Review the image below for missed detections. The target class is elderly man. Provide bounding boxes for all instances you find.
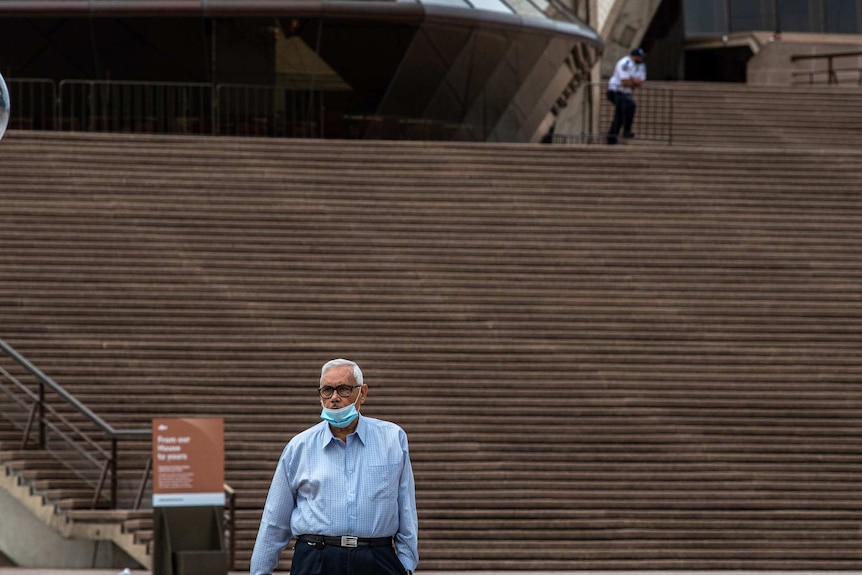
[250,358,418,575]
[607,47,647,145]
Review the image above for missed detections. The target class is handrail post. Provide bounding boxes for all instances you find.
[38,379,46,448]
[87,81,95,131]
[111,436,119,508]
[93,460,110,509]
[668,87,674,146]
[54,79,60,131]
[134,456,152,510]
[22,402,38,449]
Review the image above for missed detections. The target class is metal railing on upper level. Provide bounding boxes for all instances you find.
[0,338,235,568]
[6,78,56,130]
[791,49,862,85]
[7,77,512,141]
[58,80,214,134]
[553,82,674,146]
[6,77,329,139]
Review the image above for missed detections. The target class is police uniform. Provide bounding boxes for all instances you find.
[607,48,647,144]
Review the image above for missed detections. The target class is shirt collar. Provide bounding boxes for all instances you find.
[320,416,367,449]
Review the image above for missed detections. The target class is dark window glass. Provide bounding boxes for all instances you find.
[684,0,728,34]
[729,0,765,32]
[825,0,858,33]
[777,0,811,31]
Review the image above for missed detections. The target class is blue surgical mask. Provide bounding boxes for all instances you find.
[320,386,362,428]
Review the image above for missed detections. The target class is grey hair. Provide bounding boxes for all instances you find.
[320,358,364,386]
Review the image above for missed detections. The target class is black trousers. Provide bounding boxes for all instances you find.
[606,89,637,144]
[291,539,407,575]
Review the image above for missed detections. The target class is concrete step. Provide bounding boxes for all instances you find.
[2,131,862,571]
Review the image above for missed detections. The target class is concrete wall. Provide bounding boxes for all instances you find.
[747,32,862,84]
[598,0,662,77]
[0,472,141,570]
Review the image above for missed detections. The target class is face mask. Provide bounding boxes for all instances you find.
[320,386,362,428]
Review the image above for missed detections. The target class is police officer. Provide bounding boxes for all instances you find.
[607,48,647,145]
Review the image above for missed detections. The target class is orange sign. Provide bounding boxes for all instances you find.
[152,418,224,507]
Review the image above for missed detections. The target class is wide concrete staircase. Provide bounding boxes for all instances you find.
[1,131,862,571]
[666,81,862,148]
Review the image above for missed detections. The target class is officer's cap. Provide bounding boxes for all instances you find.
[630,48,646,58]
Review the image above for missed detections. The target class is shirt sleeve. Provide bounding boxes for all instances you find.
[395,430,420,572]
[250,447,296,575]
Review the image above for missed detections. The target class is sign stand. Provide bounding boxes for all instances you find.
[152,418,227,575]
[153,506,228,575]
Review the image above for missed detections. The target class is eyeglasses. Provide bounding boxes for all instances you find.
[318,384,361,399]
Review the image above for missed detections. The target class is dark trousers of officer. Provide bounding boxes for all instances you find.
[606,89,636,144]
[291,538,407,575]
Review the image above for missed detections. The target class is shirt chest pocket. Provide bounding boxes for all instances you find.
[366,463,400,501]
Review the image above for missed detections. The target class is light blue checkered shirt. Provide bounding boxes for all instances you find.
[250,416,419,574]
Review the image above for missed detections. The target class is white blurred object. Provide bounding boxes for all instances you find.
[0,71,8,140]
[117,569,132,575]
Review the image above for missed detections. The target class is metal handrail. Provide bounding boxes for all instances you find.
[58,79,214,134]
[6,77,529,140]
[791,49,862,85]
[0,338,236,569]
[553,81,673,145]
[0,338,150,508]
[5,77,57,130]
[215,83,325,138]
[1,339,122,435]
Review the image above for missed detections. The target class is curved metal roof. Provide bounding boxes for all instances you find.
[0,0,602,46]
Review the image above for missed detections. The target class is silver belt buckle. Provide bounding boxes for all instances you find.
[341,536,358,548]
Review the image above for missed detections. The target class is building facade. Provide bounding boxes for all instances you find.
[0,0,603,142]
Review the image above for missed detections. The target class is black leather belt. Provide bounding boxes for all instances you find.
[298,534,393,548]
